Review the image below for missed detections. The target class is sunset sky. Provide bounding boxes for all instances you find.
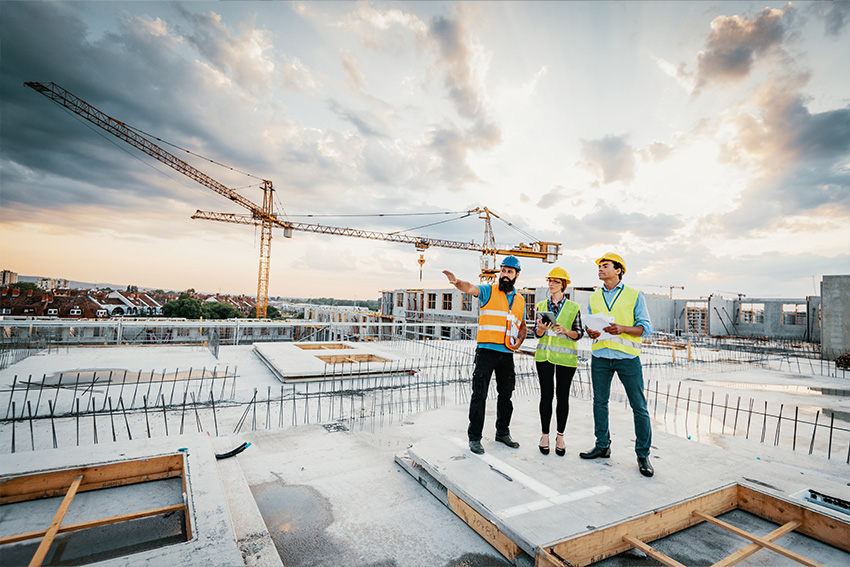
[1,1,848,301]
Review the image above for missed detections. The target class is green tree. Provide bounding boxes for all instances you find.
[201,301,241,319]
[248,305,281,319]
[126,285,139,293]
[6,282,39,292]
[162,295,202,319]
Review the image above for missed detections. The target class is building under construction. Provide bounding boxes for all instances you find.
[0,275,848,567]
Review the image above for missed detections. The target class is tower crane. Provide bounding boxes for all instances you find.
[25,82,560,317]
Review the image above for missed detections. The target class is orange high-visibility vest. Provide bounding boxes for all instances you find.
[477,285,525,351]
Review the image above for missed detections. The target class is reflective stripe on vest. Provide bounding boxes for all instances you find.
[588,286,642,356]
[534,299,579,367]
[477,285,525,350]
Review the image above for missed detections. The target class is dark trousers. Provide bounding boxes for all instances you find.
[536,361,576,434]
[468,348,516,441]
[590,356,652,458]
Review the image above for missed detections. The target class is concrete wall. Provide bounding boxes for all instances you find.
[728,297,810,340]
[708,296,736,337]
[821,275,850,360]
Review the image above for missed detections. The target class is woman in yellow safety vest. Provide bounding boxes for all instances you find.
[534,267,583,456]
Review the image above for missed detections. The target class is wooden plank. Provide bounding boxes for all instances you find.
[547,484,738,567]
[1,503,186,545]
[1,454,184,504]
[28,475,83,567]
[535,545,568,567]
[737,484,850,552]
[622,534,687,567]
[447,489,522,560]
[712,520,801,567]
[693,511,823,567]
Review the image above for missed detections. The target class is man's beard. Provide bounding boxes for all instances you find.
[498,276,516,292]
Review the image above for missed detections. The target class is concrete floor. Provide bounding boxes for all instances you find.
[1,341,848,567]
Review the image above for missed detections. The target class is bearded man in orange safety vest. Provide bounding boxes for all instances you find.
[443,256,528,454]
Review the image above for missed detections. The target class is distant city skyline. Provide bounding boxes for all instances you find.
[1,2,848,300]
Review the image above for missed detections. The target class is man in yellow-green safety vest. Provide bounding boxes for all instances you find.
[580,252,656,478]
[443,256,528,455]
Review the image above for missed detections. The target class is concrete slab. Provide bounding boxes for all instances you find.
[0,434,244,567]
[253,341,420,382]
[397,401,850,564]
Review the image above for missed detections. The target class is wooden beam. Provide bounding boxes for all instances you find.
[447,490,522,561]
[693,511,823,567]
[547,484,739,567]
[737,484,850,552]
[28,475,83,567]
[1,503,186,545]
[1,454,184,504]
[712,520,801,567]
[622,534,687,567]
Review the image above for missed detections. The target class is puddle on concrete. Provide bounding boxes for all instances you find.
[686,379,850,397]
[444,552,511,566]
[250,482,335,566]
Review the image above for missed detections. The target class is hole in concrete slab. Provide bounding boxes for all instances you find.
[250,482,334,566]
[295,343,352,350]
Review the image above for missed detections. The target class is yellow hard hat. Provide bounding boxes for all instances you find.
[595,252,626,274]
[547,267,571,285]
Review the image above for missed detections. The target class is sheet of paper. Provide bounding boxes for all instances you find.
[584,313,615,339]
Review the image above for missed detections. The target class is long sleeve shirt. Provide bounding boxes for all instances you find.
[587,281,653,359]
[534,296,584,339]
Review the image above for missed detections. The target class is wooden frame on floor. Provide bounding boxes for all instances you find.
[536,483,849,567]
[0,453,190,567]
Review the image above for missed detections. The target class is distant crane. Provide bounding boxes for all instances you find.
[25,82,560,317]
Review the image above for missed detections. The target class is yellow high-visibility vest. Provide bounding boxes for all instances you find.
[534,299,579,367]
[477,285,526,351]
[589,285,642,356]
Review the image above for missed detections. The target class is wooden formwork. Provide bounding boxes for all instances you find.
[0,453,190,567]
[536,483,849,567]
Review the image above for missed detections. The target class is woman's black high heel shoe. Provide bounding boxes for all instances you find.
[555,433,566,456]
[539,435,550,455]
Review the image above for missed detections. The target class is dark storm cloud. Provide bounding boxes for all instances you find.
[580,135,636,185]
[692,4,795,90]
[553,202,683,249]
[0,2,264,215]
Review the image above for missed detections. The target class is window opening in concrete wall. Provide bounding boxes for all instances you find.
[686,301,708,334]
[740,303,765,324]
[315,353,390,365]
[0,454,190,567]
[442,293,452,311]
[441,326,451,339]
[462,293,473,311]
[783,303,807,326]
[427,293,436,310]
[296,343,352,350]
[425,325,435,338]
[521,292,534,320]
[396,293,404,307]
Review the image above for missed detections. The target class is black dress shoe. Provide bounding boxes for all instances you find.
[495,434,520,448]
[579,446,611,459]
[638,456,654,477]
[469,440,484,454]
[539,444,550,455]
[555,433,565,456]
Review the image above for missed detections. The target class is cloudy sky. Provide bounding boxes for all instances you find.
[1,1,848,301]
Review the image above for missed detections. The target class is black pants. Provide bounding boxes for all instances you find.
[536,361,576,434]
[468,348,516,442]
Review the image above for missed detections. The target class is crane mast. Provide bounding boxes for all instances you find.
[25,81,562,316]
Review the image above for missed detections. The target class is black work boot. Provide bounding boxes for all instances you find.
[494,434,520,448]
